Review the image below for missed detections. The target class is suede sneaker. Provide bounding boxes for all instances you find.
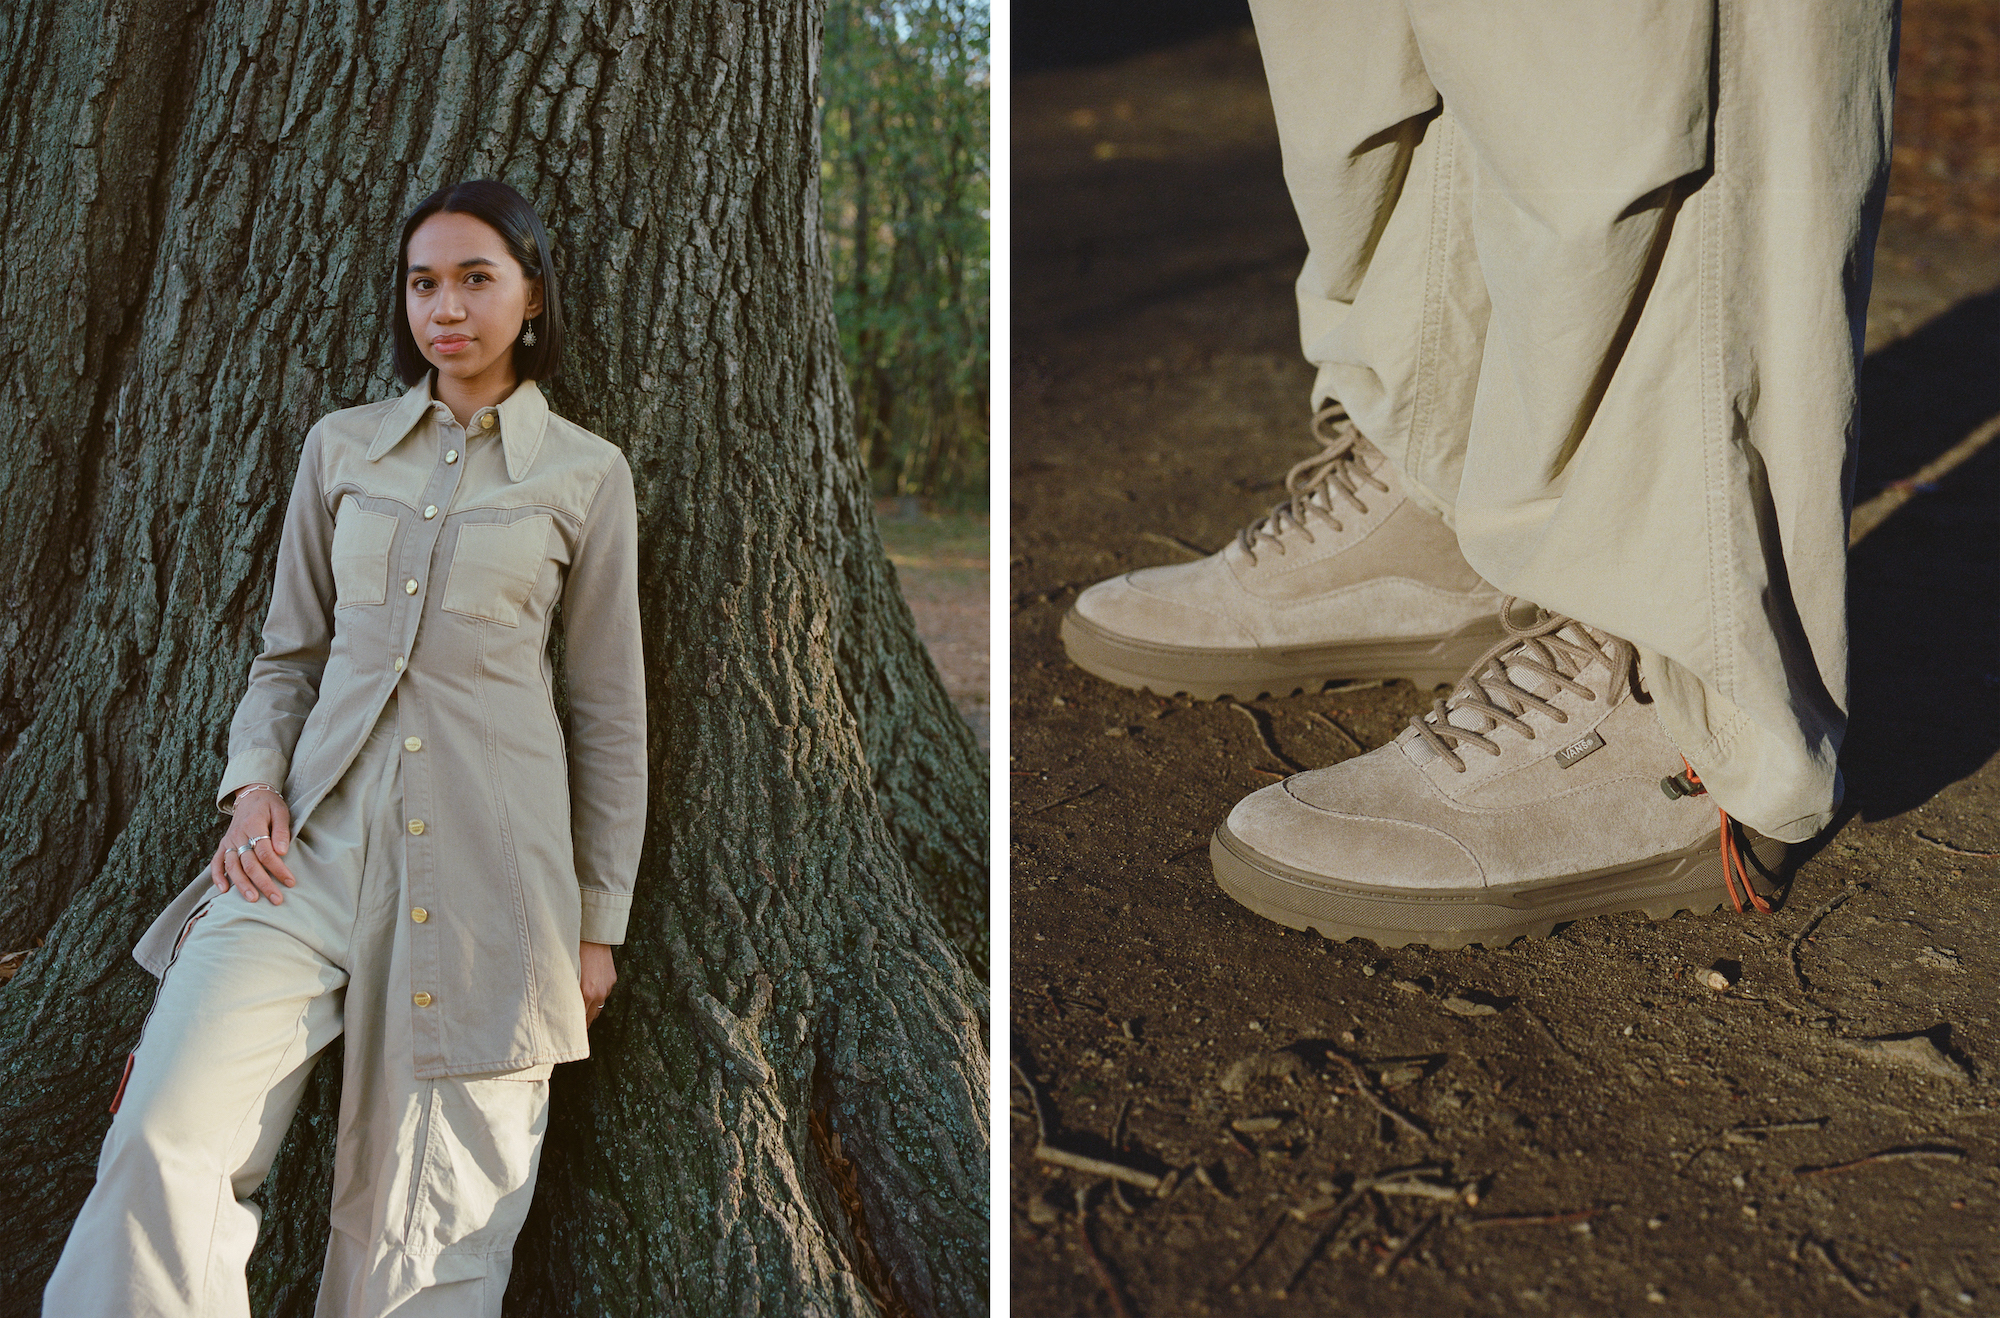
[1210,605,1782,948]
[1061,405,1506,699]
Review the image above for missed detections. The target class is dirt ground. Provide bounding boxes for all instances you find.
[1009,29,2000,1318]
[880,504,991,752]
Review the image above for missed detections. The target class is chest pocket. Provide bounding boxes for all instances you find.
[442,516,554,627]
[331,503,400,608]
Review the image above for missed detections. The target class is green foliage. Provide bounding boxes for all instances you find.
[821,0,990,506]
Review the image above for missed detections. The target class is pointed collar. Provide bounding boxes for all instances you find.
[366,376,551,482]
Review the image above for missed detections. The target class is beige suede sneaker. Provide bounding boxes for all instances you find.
[1210,606,1782,948]
[1061,405,1506,699]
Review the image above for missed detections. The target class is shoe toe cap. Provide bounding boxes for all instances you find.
[1223,761,1482,891]
[1071,562,1257,648]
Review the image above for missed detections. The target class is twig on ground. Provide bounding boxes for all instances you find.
[1076,1188,1135,1318]
[1788,885,1859,993]
[1023,782,1105,816]
[1914,831,2000,859]
[1277,1190,1367,1297]
[1290,1167,1470,1219]
[1373,1180,1466,1202]
[1849,409,2000,546]
[1464,1209,1596,1229]
[1011,1059,1052,1145]
[1725,1118,1828,1144]
[1222,1211,1292,1288]
[1033,1145,1164,1191]
[1228,702,1305,774]
[1325,1050,1433,1142]
[1800,1235,1873,1302]
[1791,1146,1964,1179]
[1373,1212,1441,1276]
[1193,1164,1233,1200]
[1160,841,1209,865]
[1111,1097,1132,1151]
[1306,710,1367,756]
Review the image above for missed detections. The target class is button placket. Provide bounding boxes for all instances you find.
[397,411,467,1064]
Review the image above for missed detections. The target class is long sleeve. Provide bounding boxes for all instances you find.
[217,423,336,809]
[560,452,647,944]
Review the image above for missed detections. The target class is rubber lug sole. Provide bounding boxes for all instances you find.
[1210,820,1786,950]
[1060,607,1506,700]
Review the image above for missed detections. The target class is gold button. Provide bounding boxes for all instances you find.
[412,992,432,1007]
[411,907,429,923]
[423,505,438,519]
[481,413,496,429]
[403,736,422,752]
[393,656,406,672]
[407,819,425,835]
[404,579,419,595]
[445,449,459,464]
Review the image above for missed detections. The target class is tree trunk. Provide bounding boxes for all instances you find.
[0,2,988,1315]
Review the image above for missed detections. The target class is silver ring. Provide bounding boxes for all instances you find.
[248,836,271,847]
[235,843,255,856]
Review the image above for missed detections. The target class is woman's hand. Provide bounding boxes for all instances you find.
[211,787,297,904]
[580,941,617,1026]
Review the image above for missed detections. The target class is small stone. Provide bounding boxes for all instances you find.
[1699,965,1736,991]
[1376,1064,1424,1089]
[1646,1286,1667,1304]
[1051,696,1068,708]
[1646,1216,1665,1230]
[1833,1033,1970,1083]
[1104,726,1127,737]
[1731,1173,1746,1190]
[1442,995,1499,1017]
[1246,1020,1264,1032]
[1392,978,1427,994]
[1360,964,1377,977]
[1027,1189,1064,1225]
[1219,1050,1306,1094]
[1917,946,1962,971]
[1231,1114,1287,1134]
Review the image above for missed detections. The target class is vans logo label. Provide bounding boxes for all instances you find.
[1555,731,1605,769]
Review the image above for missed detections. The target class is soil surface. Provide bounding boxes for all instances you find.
[880,503,991,752]
[1009,28,2000,1318]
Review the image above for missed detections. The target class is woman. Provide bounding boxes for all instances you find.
[44,180,646,1316]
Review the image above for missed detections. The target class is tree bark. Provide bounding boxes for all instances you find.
[0,3,988,1315]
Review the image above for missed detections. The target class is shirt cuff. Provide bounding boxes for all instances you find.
[217,748,291,814]
[579,887,632,945]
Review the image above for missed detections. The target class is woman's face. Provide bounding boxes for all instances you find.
[404,210,544,390]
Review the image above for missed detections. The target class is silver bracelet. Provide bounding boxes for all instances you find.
[222,783,284,816]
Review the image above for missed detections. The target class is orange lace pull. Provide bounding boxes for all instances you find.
[1681,760,1771,915]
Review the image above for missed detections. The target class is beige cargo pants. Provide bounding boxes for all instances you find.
[1249,0,1898,841]
[44,702,551,1317]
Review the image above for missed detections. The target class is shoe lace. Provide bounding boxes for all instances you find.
[1236,403,1390,564]
[1671,760,1774,915]
[1407,601,1610,773]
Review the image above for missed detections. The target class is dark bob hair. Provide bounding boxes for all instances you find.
[392,180,565,387]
